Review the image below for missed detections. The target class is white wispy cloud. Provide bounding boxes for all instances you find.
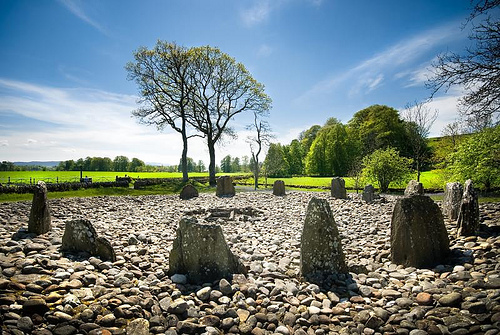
[241,0,273,26]
[0,79,255,164]
[257,44,273,58]
[57,0,110,36]
[297,20,464,102]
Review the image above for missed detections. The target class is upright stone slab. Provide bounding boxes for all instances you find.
[300,197,348,280]
[61,219,116,262]
[362,184,377,203]
[180,184,199,200]
[216,176,235,197]
[404,180,424,196]
[331,177,347,199]
[168,218,247,282]
[443,182,463,220]
[391,195,450,268]
[456,179,480,236]
[28,181,51,235]
[273,180,286,196]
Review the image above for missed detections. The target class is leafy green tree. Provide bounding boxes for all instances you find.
[188,46,272,186]
[362,147,413,192]
[231,157,241,172]
[241,156,250,172]
[197,160,206,172]
[448,125,500,191]
[113,156,130,172]
[299,125,321,159]
[287,139,304,175]
[264,143,290,178]
[129,158,145,172]
[348,104,409,156]
[305,119,359,176]
[221,155,232,173]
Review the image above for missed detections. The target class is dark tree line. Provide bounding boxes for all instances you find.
[55,156,146,172]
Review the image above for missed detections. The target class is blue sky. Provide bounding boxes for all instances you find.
[0,0,474,165]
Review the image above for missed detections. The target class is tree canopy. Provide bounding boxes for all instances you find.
[362,147,413,192]
[448,124,500,191]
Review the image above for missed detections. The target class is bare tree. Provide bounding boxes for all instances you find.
[247,111,274,189]
[126,41,197,182]
[188,46,272,186]
[402,100,438,181]
[441,120,464,149]
[427,0,499,127]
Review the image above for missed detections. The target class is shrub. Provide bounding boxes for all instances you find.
[362,147,413,192]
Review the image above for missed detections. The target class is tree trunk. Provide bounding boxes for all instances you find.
[416,159,420,182]
[181,125,189,183]
[253,157,259,190]
[208,140,216,186]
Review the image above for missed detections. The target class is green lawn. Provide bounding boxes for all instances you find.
[0,171,249,184]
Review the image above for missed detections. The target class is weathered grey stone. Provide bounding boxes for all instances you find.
[273,180,286,196]
[404,180,424,196]
[391,195,450,268]
[457,179,480,236]
[28,181,51,235]
[126,318,149,335]
[331,177,347,199]
[180,184,199,200]
[362,184,378,203]
[216,176,235,197]
[300,197,348,280]
[443,182,463,220]
[61,219,116,262]
[168,217,247,282]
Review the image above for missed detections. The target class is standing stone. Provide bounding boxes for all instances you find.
[273,180,286,196]
[216,176,235,197]
[331,177,347,199]
[300,197,348,281]
[443,182,463,220]
[28,181,51,235]
[391,195,450,268]
[168,217,247,282]
[456,179,480,236]
[404,180,424,196]
[62,219,116,262]
[362,184,378,203]
[180,184,199,200]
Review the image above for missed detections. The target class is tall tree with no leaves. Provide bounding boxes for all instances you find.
[247,110,273,189]
[126,41,195,182]
[402,100,438,181]
[427,0,500,128]
[188,46,272,186]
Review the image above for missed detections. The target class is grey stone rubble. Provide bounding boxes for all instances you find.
[28,181,51,235]
[403,180,424,196]
[216,176,236,198]
[442,182,463,221]
[273,180,286,196]
[0,192,499,335]
[330,178,347,199]
[457,179,480,237]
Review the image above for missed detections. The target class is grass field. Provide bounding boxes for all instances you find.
[1,169,498,203]
[0,171,247,184]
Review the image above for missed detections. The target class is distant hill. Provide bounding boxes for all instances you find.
[14,161,60,167]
